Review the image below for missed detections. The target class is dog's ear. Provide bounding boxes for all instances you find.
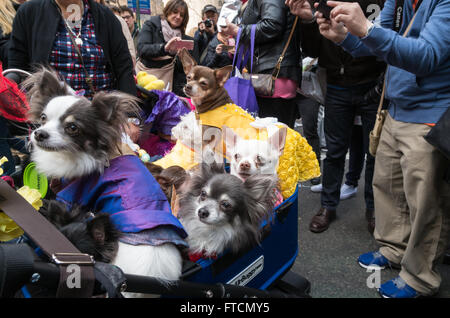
[87,213,120,245]
[87,213,120,262]
[23,67,70,121]
[179,48,197,75]
[243,174,279,224]
[214,65,233,87]
[91,91,141,126]
[145,162,164,176]
[222,125,240,158]
[269,126,287,155]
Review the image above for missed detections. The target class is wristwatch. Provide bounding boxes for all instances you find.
[361,22,375,39]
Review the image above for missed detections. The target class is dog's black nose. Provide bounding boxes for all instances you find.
[34,130,49,142]
[198,208,209,219]
[185,84,192,92]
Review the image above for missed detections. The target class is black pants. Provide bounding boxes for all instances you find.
[295,94,321,166]
[345,124,365,187]
[321,83,377,212]
[257,96,298,129]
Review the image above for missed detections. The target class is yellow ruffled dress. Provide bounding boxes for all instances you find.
[154,104,321,198]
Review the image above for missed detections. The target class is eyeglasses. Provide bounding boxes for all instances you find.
[122,15,132,20]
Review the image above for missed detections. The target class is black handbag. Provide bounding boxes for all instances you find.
[240,17,299,97]
[424,107,450,160]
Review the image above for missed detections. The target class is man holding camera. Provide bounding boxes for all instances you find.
[289,0,450,298]
[287,0,385,235]
[194,5,219,59]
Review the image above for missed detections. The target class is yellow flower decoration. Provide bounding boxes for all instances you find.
[0,186,43,242]
[276,128,321,198]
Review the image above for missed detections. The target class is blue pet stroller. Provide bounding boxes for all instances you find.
[0,178,309,298]
[0,81,310,298]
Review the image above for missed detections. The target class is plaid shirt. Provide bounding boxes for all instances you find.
[49,0,113,98]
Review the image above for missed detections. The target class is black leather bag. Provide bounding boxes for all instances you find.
[424,107,450,160]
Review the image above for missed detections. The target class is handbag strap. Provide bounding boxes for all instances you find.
[0,179,95,297]
[59,14,96,95]
[272,16,299,79]
[376,10,419,115]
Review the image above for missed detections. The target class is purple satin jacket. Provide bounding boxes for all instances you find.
[56,155,187,246]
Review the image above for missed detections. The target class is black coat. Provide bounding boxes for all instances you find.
[300,0,386,86]
[0,29,10,68]
[8,0,136,95]
[239,0,301,84]
[137,16,199,97]
[200,35,233,69]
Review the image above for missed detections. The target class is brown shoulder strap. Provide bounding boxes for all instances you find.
[0,179,95,297]
[272,16,299,79]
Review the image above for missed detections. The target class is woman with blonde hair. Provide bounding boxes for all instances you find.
[0,0,20,68]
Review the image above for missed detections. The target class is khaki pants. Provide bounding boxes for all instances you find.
[373,113,450,295]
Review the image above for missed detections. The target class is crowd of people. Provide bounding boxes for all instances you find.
[0,0,449,299]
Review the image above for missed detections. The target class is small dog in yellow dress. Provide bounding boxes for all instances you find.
[154,49,321,200]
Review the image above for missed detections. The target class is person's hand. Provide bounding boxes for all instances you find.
[125,119,141,144]
[220,19,239,37]
[165,37,181,55]
[314,4,348,43]
[327,1,373,38]
[285,0,314,20]
[216,44,224,54]
[198,21,206,33]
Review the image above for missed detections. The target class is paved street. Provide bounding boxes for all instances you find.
[291,163,450,298]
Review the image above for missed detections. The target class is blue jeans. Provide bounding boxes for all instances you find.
[321,84,377,212]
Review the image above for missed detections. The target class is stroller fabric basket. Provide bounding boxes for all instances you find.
[181,184,299,290]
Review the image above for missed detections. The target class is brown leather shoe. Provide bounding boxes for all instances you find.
[309,207,336,233]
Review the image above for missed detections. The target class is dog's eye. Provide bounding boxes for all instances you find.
[256,155,265,166]
[40,113,47,124]
[187,74,192,81]
[65,123,79,135]
[200,190,207,200]
[220,201,232,210]
[200,81,208,87]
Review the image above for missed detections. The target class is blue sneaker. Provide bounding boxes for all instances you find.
[358,251,398,270]
[378,276,419,298]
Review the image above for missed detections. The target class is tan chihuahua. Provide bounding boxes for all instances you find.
[178,48,235,163]
[179,48,233,114]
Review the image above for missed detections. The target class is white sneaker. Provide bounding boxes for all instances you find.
[310,183,323,193]
[340,183,358,200]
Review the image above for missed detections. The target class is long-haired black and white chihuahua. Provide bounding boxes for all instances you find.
[177,164,278,260]
[24,68,187,297]
[23,68,139,178]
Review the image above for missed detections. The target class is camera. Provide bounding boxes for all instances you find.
[204,19,212,28]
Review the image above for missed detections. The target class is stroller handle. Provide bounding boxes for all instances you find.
[0,244,298,298]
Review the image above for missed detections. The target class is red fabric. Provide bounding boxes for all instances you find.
[188,251,217,263]
[0,63,29,122]
[1,176,15,188]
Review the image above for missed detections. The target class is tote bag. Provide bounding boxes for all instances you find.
[224,27,259,116]
[135,56,175,92]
